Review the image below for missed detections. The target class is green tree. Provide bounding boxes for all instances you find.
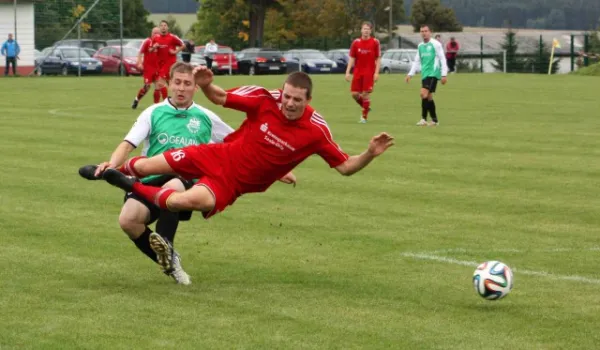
[122,0,154,38]
[165,15,184,38]
[190,0,249,49]
[492,30,527,73]
[410,0,462,32]
[525,38,560,74]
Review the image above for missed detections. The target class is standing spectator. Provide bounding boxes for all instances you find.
[204,39,218,69]
[446,37,460,73]
[1,33,20,76]
[181,40,195,63]
[435,34,442,42]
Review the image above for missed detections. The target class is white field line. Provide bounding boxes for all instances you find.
[401,252,600,285]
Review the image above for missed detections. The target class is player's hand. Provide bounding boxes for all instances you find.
[345,73,351,82]
[94,162,111,177]
[367,133,395,157]
[405,75,411,83]
[193,66,214,88]
[441,76,447,85]
[279,172,297,187]
[137,62,143,70]
[169,49,177,55]
[373,72,379,82]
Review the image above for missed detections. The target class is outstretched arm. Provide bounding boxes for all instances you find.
[194,66,227,105]
[335,133,394,176]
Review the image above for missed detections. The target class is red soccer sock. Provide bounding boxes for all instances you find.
[117,156,147,177]
[136,85,149,100]
[355,96,363,107]
[153,90,161,103]
[132,183,176,210]
[362,99,371,119]
[160,87,168,100]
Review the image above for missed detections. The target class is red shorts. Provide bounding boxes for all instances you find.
[143,68,157,84]
[158,60,176,81]
[162,145,238,219]
[351,74,374,93]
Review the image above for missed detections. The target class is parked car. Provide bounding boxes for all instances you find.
[324,49,350,73]
[236,48,286,75]
[195,45,238,74]
[177,52,207,67]
[283,49,337,74]
[94,46,141,76]
[380,49,417,74]
[37,46,103,76]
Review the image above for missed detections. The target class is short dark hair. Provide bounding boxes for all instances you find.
[160,20,168,25]
[420,24,430,30]
[285,72,313,99]
[362,21,373,29]
[170,61,194,78]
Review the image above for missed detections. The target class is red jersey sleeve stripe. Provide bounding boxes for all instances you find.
[310,112,348,158]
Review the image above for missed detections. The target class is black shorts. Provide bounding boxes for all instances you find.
[422,77,438,93]
[123,175,194,224]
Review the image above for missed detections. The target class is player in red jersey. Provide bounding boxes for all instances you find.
[345,22,381,124]
[152,20,185,100]
[100,68,394,244]
[132,27,161,109]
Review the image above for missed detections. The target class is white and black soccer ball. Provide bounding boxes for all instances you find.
[473,261,513,300]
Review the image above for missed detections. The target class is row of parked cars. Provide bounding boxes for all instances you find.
[34,39,417,76]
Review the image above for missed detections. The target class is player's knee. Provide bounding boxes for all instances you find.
[351,92,360,100]
[118,214,144,238]
[169,191,215,212]
[420,91,429,99]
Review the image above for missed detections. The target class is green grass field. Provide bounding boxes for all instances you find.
[1,73,599,349]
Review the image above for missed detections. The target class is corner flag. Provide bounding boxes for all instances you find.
[548,38,561,75]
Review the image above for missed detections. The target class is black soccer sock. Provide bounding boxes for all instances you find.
[132,227,158,263]
[421,98,429,120]
[428,99,438,122]
[155,210,180,245]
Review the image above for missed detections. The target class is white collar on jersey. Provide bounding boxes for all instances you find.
[166,98,194,111]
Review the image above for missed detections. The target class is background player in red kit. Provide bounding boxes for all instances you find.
[100,69,394,250]
[152,20,185,101]
[132,27,160,109]
[345,22,381,124]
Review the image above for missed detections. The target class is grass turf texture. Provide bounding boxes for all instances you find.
[1,73,599,349]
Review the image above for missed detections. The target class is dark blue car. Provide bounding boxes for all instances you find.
[283,49,338,74]
[37,46,103,76]
[324,49,351,74]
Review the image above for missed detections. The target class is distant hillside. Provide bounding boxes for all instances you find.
[143,0,199,14]
[404,0,600,30]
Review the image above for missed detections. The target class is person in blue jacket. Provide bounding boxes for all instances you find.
[1,33,20,76]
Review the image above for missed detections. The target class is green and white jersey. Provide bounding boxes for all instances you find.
[407,39,448,80]
[124,99,233,182]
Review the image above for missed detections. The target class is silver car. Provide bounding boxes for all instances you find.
[380,49,417,74]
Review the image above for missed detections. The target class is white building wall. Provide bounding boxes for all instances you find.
[0,2,35,69]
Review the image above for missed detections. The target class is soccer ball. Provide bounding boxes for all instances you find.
[472,261,513,300]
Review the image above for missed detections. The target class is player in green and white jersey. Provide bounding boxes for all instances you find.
[406,24,448,126]
[79,62,233,285]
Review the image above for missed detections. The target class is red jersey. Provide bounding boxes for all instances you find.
[349,37,380,75]
[222,86,349,194]
[152,32,183,66]
[139,37,158,71]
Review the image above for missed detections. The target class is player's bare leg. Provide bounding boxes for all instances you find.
[351,91,363,108]
[157,78,168,100]
[417,87,430,126]
[118,178,191,284]
[103,168,216,213]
